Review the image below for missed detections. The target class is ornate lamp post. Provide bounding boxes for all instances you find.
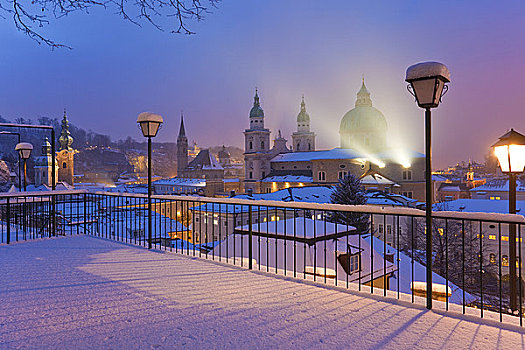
[137,112,163,249]
[492,128,525,312]
[406,61,450,310]
[15,142,33,191]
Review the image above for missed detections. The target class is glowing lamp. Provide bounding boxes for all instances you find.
[406,62,450,109]
[15,142,33,159]
[492,129,525,173]
[137,112,163,138]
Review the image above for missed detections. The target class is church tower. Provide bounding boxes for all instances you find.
[244,89,271,192]
[292,96,316,152]
[34,138,58,187]
[56,110,77,186]
[177,114,188,177]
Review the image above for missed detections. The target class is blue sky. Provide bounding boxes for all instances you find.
[1,0,525,168]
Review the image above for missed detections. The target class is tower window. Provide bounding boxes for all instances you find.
[249,141,253,150]
[249,171,253,179]
[62,162,67,169]
[297,143,300,151]
[261,141,264,149]
[308,143,311,150]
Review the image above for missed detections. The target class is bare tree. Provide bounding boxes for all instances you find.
[1,0,219,48]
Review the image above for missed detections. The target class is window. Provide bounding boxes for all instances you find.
[402,170,412,180]
[489,253,496,265]
[438,228,444,236]
[502,255,509,267]
[318,171,326,181]
[62,162,67,169]
[261,141,265,149]
[502,236,509,241]
[489,235,496,240]
[297,143,300,151]
[308,143,311,150]
[378,224,384,234]
[338,171,347,179]
[338,252,361,274]
[262,171,265,178]
[387,225,392,235]
[402,191,413,199]
[249,171,253,179]
[249,141,253,150]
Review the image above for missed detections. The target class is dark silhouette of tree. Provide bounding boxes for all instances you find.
[329,174,369,234]
[1,0,219,48]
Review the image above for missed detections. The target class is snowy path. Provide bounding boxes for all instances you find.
[1,236,524,349]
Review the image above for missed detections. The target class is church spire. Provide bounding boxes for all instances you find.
[58,109,73,151]
[178,112,186,139]
[355,76,372,107]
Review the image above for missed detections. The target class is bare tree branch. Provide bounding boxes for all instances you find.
[1,0,219,48]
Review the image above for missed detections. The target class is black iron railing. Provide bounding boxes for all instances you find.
[1,190,524,324]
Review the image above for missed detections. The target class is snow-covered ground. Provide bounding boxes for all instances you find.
[1,236,524,349]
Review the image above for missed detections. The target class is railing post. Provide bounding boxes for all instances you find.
[248,205,253,270]
[83,193,87,235]
[6,197,10,244]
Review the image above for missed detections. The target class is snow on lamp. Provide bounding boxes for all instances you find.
[492,129,525,173]
[15,142,33,159]
[405,62,450,109]
[137,112,163,138]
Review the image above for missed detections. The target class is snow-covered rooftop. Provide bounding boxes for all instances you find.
[262,175,313,183]
[154,177,206,187]
[470,178,525,193]
[434,198,525,216]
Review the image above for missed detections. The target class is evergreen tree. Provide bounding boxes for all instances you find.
[330,174,369,234]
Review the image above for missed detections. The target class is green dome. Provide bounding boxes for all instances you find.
[339,106,387,134]
[250,90,264,118]
[297,96,309,123]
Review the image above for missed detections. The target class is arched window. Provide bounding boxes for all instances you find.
[297,143,300,151]
[308,143,311,150]
[261,141,265,149]
[249,141,253,150]
[62,162,67,169]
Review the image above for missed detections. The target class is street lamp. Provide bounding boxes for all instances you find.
[406,61,450,310]
[137,112,163,249]
[0,131,22,190]
[492,128,525,312]
[15,142,33,191]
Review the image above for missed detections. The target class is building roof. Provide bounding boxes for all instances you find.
[271,148,364,162]
[433,198,525,216]
[186,149,223,170]
[360,170,397,186]
[154,177,206,187]
[262,175,313,183]
[470,178,525,193]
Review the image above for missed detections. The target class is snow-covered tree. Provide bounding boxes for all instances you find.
[329,174,369,234]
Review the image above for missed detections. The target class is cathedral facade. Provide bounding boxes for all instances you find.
[243,80,427,201]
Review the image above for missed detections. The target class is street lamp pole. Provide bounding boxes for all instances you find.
[406,61,450,310]
[0,131,22,190]
[15,143,33,191]
[492,128,525,312]
[137,112,163,250]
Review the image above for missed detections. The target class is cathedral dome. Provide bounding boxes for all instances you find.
[339,79,387,152]
[339,106,387,134]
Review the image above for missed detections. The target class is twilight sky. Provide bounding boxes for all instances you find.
[1,0,525,168]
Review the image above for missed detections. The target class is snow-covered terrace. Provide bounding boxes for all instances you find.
[2,235,525,349]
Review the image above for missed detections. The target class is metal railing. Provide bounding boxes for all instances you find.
[1,190,524,324]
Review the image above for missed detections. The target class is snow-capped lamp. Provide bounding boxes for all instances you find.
[404,61,450,312]
[492,128,525,173]
[136,112,163,250]
[405,61,450,109]
[15,142,33,160]
[15,142,32,191]
[137,112,163,138]
[491,128,525,313]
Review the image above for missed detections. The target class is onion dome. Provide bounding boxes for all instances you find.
[59,109,74,151]
[249,89,264,118]
[297,95,310,123]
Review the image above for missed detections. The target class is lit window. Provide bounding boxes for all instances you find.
[502,255,509,267]
[489,253,496,265]
[502,236,509,241]
[438,228,444,236]
[489,235,496,240]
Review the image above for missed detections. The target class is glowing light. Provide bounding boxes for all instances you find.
[285,182,290,188]
[298,183,304,187]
